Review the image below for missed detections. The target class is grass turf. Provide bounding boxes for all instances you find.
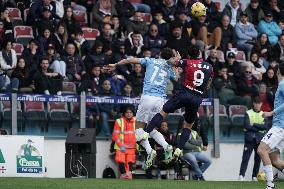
[0,178,283,189]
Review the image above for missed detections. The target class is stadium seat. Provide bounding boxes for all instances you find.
[207,105,231,136]
[47,102,71,136]
[198,105,208,126]
[141,13,152,25]
[70,102,80,128]
[82,27,100,47]
[62,82,77,94]
[205,50,225,62]
[12,43,24,57]
[14,26,34,46]
[0,101,23,134]
[23,8,29,22]
[23,101,47,135]
[229,105,247,127]
[235,51,246,62]
[73,10,88,26]
[7,7,23,26]
[165,113,183,135]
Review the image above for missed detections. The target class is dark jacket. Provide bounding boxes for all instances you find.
[245,5,264,27]
[236,75,260,96]
[244,111,268,143]
[273,42,284,62]
[222,3,242,24]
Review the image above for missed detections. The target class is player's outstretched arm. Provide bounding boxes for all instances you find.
[108,57,141,69]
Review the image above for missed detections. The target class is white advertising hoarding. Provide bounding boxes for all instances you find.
[0,135,44,177]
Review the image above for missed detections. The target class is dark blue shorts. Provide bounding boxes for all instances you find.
[163,88,202,124]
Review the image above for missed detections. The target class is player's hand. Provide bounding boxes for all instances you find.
[262,111,273,118]
[202,146,208,151]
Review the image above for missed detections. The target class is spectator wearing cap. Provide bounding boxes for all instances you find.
[126,11,149,36]
[151,10,170,38]
[222,0,242,27]
[257,10,282,46]
[161,0,176,23]
[35,6,57,35]
[245,0,264,27]
[225,51,243,79]
[45,43,66,78]
[273,34,284,62]
[22,39,42,75]
[143,24,166,58]
[235,11,258,58]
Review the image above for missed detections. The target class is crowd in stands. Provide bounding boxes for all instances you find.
[0,0,283,111]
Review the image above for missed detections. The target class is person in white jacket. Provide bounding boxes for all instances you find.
[242,51,266,81]
[235,11,258,58]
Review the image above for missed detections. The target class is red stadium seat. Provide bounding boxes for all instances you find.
[73,10,88,26]
[14,26,34,46]
[205,50,225,62]
[229,105,247,126]
[12,43,24,56]
[23,8,29,22]
[235,51,246,62]
[82,27,100,46]
[141,13,152,25]
[47,102,70,121]
[7,8,21,19]
[62,82,77,94]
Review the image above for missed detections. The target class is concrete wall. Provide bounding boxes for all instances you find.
[44,139,271,181]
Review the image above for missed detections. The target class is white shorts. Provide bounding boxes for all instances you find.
[136,95,166,124]
[261,127,284,151]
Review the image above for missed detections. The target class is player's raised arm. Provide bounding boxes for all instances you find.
[108,57,141,69]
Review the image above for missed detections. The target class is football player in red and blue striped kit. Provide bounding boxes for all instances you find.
[145,45,214,158]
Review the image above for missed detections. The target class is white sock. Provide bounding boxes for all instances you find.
[135,128,145,137]
[263,165,274,186]
[150,130,168,150]
[140,139,152,154]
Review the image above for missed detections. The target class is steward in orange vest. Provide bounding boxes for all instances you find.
[112,106,136,179]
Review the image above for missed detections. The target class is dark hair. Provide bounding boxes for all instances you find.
[1,38,13,49]
[91,40,104,51]
[188,45,200,59]
[40,57,50,63]
[252,96,262,104]
[160,47,174,60]
[122,106,134,115]
[279,63,284,76]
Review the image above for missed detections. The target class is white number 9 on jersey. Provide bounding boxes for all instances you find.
[193,70,205,86]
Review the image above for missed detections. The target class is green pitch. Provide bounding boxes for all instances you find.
[0,178,283,189]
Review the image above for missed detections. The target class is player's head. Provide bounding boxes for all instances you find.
[188,45,200,59]
[160,47,175,60]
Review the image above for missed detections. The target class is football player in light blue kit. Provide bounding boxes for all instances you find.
[109,48,180,169]
[258,64,284,189]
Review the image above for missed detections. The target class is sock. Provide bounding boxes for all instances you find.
[150,130,168,149]
[140,139,152,154]
[145,113,163,133]
[177,128,191,149]
[263,165,274,186]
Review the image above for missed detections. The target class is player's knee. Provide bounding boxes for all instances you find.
[257,143,267,157]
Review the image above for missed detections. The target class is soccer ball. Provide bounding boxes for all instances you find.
[191,2,207,17]
[257,171,266,181]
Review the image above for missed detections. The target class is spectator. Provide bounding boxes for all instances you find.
[273,34,284,62]
[143,24,166,58]
[235,11,258,58]
[131,0,152,13]
[98,79,118,137]
[125,31,144,57]
[190,14,208,50]
[35,7,57,35]
[151,10,170,38]
[175,0,191,18]
[121,83,134,97]
[0,39,17,73]
[53,22,69,55]
[84,40,107,71]
[252,33,273,69]
[0,8,12,32]
[126,11,149,36]
[258,83,273,112]
[213,65,244,105]
[111,42,131,77]
[267,0,284,23]
[238,96,268,181]
[109,73,126,96]
[92,0,117,29]
[206,49,223,75]
[36,28,56,56]
[0,20,5,48]
[83,65,104,95]
[202,0,221,33]
[161,0,176,22]
[127,63,144,96]
[222,0,242,27]
[22,39,42,75]
[257,11,282,46]
[11,57,33,90]
[279,19,284,34]
[45,43,66,78]
[225,51,242,79]
[219,14,236,53]
[61,43,86,83]
[243,52,266,81]
[33,57,63,95]
[236,66,260,107]
[73,29,90,60]
[115,0,135,26]
[166,22,192,58]
[182,129,212,181]
[245,0,264,27]
[97,23,114,57]
[112,106,136,180]
[62,6,81,37]
[262,67,278,95]
[110,15,126,42]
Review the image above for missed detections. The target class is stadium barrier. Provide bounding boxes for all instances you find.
[0,93,220,158]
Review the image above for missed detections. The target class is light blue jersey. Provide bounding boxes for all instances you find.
[139,57,177,98]
[273,79,284,128]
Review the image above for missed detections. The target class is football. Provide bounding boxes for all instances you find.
[191,2,207,17]
[257,171,266,181]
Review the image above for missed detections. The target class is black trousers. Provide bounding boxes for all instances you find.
[239,138,261,178]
